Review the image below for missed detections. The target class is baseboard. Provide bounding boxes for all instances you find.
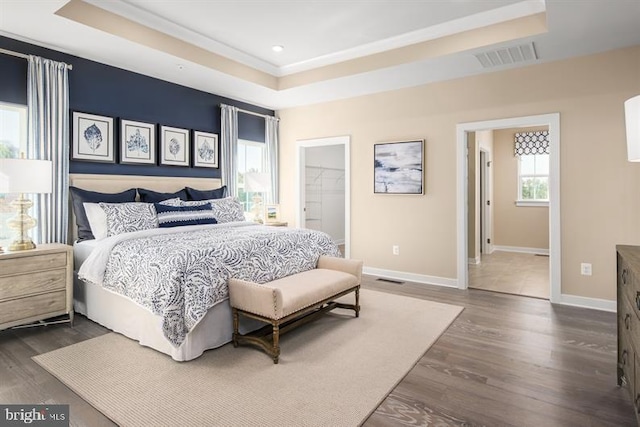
[556,293,616,312]
[468,257,480,265]
[363,266,458,288]
[492,245,549,256]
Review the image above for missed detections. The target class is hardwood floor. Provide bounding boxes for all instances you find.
[0,276,635,426]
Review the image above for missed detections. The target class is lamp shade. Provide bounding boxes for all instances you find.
[0,158,53,194]
[625,95,640,161]
[244,172,271,192]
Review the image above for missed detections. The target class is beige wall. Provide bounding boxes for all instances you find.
[278,45,640,301]
[493,126,549,250]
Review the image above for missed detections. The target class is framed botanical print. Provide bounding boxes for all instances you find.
[374,140,424,195]
[160,125,190,167]
[119,119,156,165]
[193,131,219,168]
[72,111,115,163]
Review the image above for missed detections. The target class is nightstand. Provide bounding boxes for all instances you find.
[0,243,73,330]
[265,221,288,227]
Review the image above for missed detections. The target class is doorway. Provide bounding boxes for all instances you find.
[296,136,351,258]
[456,114,561,303]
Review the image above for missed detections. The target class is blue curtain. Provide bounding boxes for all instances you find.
[220,104,238,197]
[265,115,279,204]
[27,55,70,244]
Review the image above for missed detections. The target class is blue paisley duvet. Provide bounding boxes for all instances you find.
[78,222,340,346]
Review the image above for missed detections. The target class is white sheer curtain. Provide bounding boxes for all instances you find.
[265,115,279,204]
[220,104,239,196]
[27,55,70,244]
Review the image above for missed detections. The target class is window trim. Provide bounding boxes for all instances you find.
[516,153,549,204]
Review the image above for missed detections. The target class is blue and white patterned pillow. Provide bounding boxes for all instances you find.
[179,197,246,223]
[154,203,218,228]
[99,202,158,237]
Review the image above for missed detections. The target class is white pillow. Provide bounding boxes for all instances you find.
[99,202,158,237]
[83,202,108,240]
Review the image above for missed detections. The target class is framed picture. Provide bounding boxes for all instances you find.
[72,111,115,163]
[160,125,190,167]
[193,131,219,168]
[119,119,156,165]
[264,204,280,223]
[374,140,424,195]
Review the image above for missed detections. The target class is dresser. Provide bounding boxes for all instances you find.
[0,243,73,330]
[617,245,640,423]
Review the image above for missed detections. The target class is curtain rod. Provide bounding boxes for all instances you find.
[220,104,278,121]
[0,47,73,70]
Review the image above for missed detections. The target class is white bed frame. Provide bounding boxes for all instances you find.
[70,173,259,361]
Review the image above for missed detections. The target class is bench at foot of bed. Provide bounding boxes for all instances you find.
[228,256,363,364]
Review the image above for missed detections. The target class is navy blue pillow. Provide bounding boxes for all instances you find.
[138,188,188,203]
[186,186,227,201]
[154,203,218,228]
[70,187,137,241]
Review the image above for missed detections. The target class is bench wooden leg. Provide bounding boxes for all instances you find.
[272,322,280,364]
[355,286,360,318]
[232,308,239,348]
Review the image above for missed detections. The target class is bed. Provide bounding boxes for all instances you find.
[70,174,340,361]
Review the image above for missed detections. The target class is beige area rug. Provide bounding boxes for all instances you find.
[33,289,463,427]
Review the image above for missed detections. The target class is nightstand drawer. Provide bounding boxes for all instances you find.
[0,268,67,300]
[0,290,66,325]
[0,252,67,276]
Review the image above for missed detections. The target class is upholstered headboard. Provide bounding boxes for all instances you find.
[69,173,223,242]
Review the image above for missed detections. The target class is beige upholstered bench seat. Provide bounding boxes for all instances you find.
[229,256,363,363]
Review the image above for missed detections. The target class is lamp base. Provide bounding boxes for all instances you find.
[9,239,36,251]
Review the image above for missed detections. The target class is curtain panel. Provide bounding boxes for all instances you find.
[220,104,239,197]
[27,55,70,244]
[265,115,279,204]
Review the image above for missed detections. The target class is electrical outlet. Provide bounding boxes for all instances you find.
[392,245,400,255]
[581,263,592,276]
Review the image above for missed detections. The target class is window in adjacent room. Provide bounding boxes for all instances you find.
[514,130,550,206]
[237,139,267,213]
[0,101,28,244]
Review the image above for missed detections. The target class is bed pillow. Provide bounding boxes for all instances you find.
[82,202,108,240]
[99,202,158,237]
[154,203,218,228]
[186,186,227,201]
[70,187,137,241]
[137,188,188,203]
[180,197,246,223]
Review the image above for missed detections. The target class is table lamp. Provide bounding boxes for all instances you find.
[0,156,52,251]
[244,172,271,223]
[626,95,640,161]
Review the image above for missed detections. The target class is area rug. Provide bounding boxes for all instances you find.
[33,289,463,427]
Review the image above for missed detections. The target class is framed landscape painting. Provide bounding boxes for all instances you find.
[120,119,156,165]
[193,131,218,168]
[72,111,114,163]
[374,140,424,195]
[160,125,190,167]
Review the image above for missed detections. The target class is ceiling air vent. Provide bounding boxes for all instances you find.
[474,42,537,68]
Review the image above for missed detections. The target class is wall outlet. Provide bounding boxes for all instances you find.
[392,245,400,256]
[580,263,592,276]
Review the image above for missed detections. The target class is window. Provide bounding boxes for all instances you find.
[236,139,267,213]
[518,153,549,204]
[0,102,28,244]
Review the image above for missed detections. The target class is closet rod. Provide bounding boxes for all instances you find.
[0,47,73,70]
[220,103,278,121]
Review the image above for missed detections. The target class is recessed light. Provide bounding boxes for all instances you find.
[177,64,184,70]
[272,45,284,53]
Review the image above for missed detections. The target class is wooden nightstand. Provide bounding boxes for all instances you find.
[0,243,73,330]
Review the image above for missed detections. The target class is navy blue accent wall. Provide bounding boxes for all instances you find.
[0,35,273,179]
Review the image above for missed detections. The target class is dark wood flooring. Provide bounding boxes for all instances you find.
[0,276,635,426]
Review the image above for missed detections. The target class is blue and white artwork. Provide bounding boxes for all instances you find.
[120,119,156,165]
[193,131,219,168]
[160,125,190,167]
[72,112,114,163]
[374,140,424,194]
